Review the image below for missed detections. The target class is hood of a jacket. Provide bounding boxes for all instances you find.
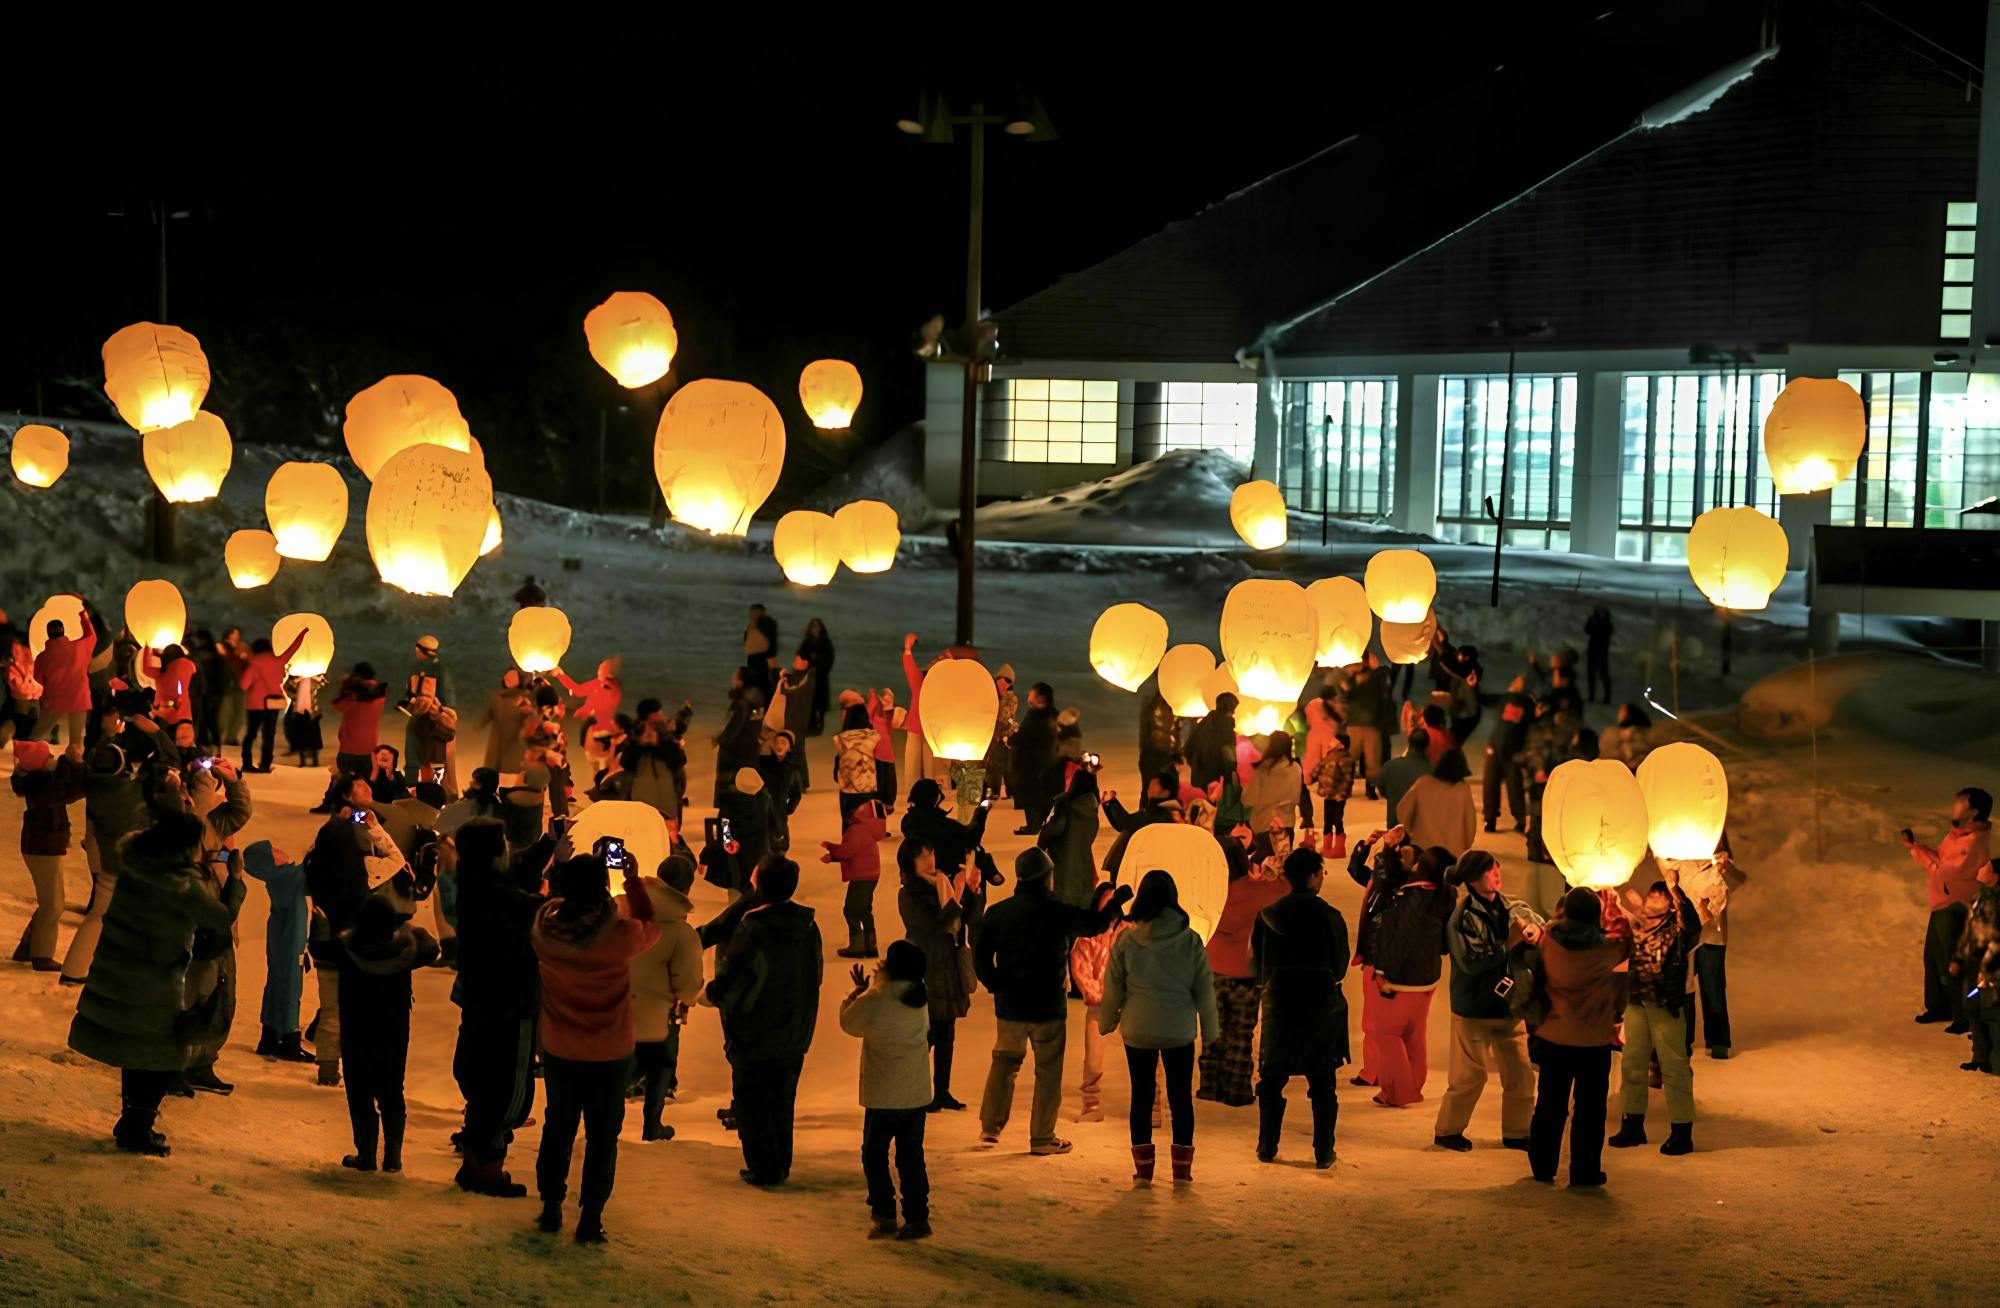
[1131,912,1193,946]
[744,899,816,939]
[1547,918,1607,951]
[241,840,279,881]
[342,923,424,976]
[535,896,622,955]
[639,877,693,924]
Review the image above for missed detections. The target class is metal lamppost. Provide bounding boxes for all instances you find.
[112,196,191,563]
[1477,319,1551,606]
[899,91,1055,645]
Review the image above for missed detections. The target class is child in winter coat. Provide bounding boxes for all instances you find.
[1310,733,1356,856]
[824,799,889,959]
[1069,881,1133,1123]
[832,703,882,822]
[624,855,704,1141]
[338,896,442,1172]
[242,841,315,1063]
[838,939,933,1241]
[284,672,326,768]
[865,689,899,812]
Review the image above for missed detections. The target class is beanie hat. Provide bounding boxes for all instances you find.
[11,740,53,772]
[734,767,764,796]
[995,664,1015,683]
[1013,848,1054,882]
[1561,886,1602,925]
[1450,849,1498,888]
[415,635,440,655]
[658,852,698,895]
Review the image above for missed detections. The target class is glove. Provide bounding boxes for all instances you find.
[1111,884,1135,907]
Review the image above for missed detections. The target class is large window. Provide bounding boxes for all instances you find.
[982,378,1119,464]
[1276,378,1398,519]
[1437,374,1575,549]
[1145,381,1257,465]
[1616,370,1784,561]
[1834,371,1924,528]
[1926,373,2000,527]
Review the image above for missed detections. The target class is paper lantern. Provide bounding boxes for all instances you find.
[508,606,572,674]
[918,658,999,761]
[652,378,786,536]
[1543,759,1651,889]
[343,375,476,480]
[772,510,841,586]
[273,612,335,678]
[481,505,503,557]
[799,359,864,431]
[1219,578,1318,705]
[142,412,232,503]
[101,322,210,432]
[264,461,349,561]
[1635,742,1728,862]
[1763,377,1864,495]
[225,530,281,589]
[1686,506,1788,611]
[568,800,671,880]
[584,292,678,389]
[1157,644,1217,718]
[1364,549,1436,622]
[124,579,186,651]
[1119,823,1229,941]
[1380,608,1436,665]
[1089,603,1169,692]
[1199,663,1239,711]
[10,424,68,488]
[365,444,494,597]
[1229,479,1288,551]
[1234,697,1291,737]
[1306,576,1371,667]
[27,594,86,657]
[834,499,900,573]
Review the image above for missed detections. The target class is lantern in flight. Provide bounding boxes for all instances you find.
[27,594,86,657]
[142,412,232,503]
[264,461,349,561]
[918,658,1000,761]
[9,424,68,488]
[1306,576,1371,667]
[1089,602,1169,692]
[1763,377,1864,495]
[1542,758,1651,889]
[567,800,671,880]
[1686,506,1788,611]
[799,359,864,430]
[1120,823,1229,940]
[1229,479,1288,551]
[834,499,900,573]
[343,375,476,479]
[773,510,842,586]
[272,612,335,678]
[1219,578,1318,705]
[365,444,494,597]
[1636,741,1729,862]
[1157,644,1216,718]
[584,292,678,389]
[481,505,503,557]
[1364,548,1436,623]
[124,579,186,651]
[225,530,281,589]
[652,378,786,536]
[102,322,210,432]
[507,606,572,674]
[1379,608,1436,665]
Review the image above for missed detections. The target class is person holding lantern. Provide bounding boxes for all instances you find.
[1904,787,1994,1033]
[1358,829,1455,1108]
[398,635,453,790]
[235,627,308,773]
[1010,680,1059,834]
[1199,832,1289,1109]
[1524,887,1631,1187]
[1433,850,1543,1153]
[30,597,93,747]
[897,794,992,1114]
[1608,865,1701,1155]
[797,618,836,738]
[1251,847,1349,1168]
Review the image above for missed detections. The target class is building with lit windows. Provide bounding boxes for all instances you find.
[927,9,2000,564]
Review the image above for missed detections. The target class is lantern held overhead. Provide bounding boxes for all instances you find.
[566,800,672,882]
[1635,741,1729,861]
[344,375,476,480]
[1542,758,1651,889]
[365,444,494,597]
[9,424,68,488]
[799,359,864,431]
[1379,608,1436,665]
[27,594,85,657]
[142,412,233,503]
[1089,602,1169,692]
[1157,644,1217,718]
[1686,506,1788,611]
[1305,576,1371,667]
[1234,697,1292,738]
[507,606,572,674]
[584,292,678,389]
[102,322,210,432]
[1762,376,1864,495]
[264,461,349,561]
[1118,823,1229,941]
[772,510,842,586]
[1228,479,1288,551]
[225,530,282,589]
[1218,578,1318,705]
[273,612,336,678]
[652,378,786,536]
[1364,549,1436,623]
[833,499,900,573]
[917,658,1000,761]
[125,579,187,651]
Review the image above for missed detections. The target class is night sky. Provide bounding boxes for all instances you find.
[3,3,1980,509]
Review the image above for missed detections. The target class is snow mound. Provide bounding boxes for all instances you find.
[795,421,933,527]
[1737,650,2000,749]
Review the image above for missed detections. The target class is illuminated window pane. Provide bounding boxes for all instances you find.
[1944,258,1975,283]
[1014,379,1048,400]
[1084,380,1118,402]
[1616,368,1785,558]
[1435,372,1574,536]
[1049,380,1083,401]
[1947,201,1978,226]
[1276,377,1396,518]
[1943,286,1974,311]
[984,377,1120,465]
[1942,313,1972,339]
[1947,229,1976,254]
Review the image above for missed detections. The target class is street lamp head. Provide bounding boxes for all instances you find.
[1005,90,1057,141]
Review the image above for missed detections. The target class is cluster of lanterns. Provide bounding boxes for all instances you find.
[769,499,904,586]
[1542,742,1729,887]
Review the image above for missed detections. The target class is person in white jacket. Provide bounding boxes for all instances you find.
[1100,869,1219,1187]
[838,939,933,1241]
[625,855,705,1141]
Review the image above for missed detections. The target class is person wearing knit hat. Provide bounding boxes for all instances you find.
[1432,850,1545,1154]
[626,853,704,1142]
[735,767,763,796]
[1525,884,1631,1187]
[12,737,85,968]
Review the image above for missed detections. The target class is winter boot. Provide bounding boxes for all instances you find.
[837,926,869,959]
[255,1026,278,1058]
[868,1214,900,1240]
[1256,1095,1284,1163]
[1607,1114,1647,1148]
[1312,1106,1337,1170]
[1170,1144,1195,1185]
[862,926,879,959]
[1660,1123,1695,1156]
[382,1124,404,1173]
[574,1213,608,1245]
[275,1032,315,1063]
[537,1200,563,1234]
[1131,1143,1156,1184]
[342,1151,377,1172]
[1329,834,1347,859]
[643,1121,676,1142]
[1434,1133,1473,1152]
[11,925,32,962]
[317,1061,342,1088]
[896,1219,932,1241]
[185,1064,233,1096]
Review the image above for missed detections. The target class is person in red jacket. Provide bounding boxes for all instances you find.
[11,738,87,967]
[1905,786,1996,1033]
[1197,842,1289,1107]
[233,629,307,773]
[32,600,94,746]
[531,847,658,1244]
[557,657,623,750]
[331,664,389,779]
[824,798,889,959]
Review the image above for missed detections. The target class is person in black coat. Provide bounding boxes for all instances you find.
[337,896,441,1172]
[1009,684,1058,835]
[1139,689,1177,791]
[1100,772,1180,877]
[897,794,995,1113]
[973,849,1129,1152]
[1185,694,1239,791]
[1252,848,1350,1168]
[1036,760,1102,908]
[704,858,822,1186]
[797,618,835,736]
[713,672,765,806]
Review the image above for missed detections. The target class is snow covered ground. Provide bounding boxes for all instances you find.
[1,431,1997,1305]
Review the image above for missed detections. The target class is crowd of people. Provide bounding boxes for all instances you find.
[3,590,1995,1249]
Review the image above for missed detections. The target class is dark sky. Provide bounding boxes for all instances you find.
[3,2,1982,507]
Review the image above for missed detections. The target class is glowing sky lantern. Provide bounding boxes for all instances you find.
[1199,663,1239,711]
[1305,576,1371,667]
[142,411,232,503]
[1763,376,1865,495]
[10,424,69,488]
[1636,741,1729,862]
[1234,697,1292,737]
[1219,578,1318,705]
[1228,479,1288,551]
[27,594,85,657]
[507,605,572,674]
[264,461,349,561]
[584,291,678,389]
[1089,602,1169,692]
[1380,608,1436,665]
[773,510,842,586]
[101,322,210,432]
[1686,506,1788,611]
[343,375,476,480]
[833,499,900,573]
[653,378,786,536]
[224,530,281,589]
[919,658,1000,761]
[567,800,671,879]
[1157,644,1217,718]
[481,504,503,557]
[1120,823,1229,941]
[799,358,864,430]
[272,612,336,678]
[1543,758,1651,889]
[365,444,494,597]
[1364,548,1437,623]
[125,579,187,651]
